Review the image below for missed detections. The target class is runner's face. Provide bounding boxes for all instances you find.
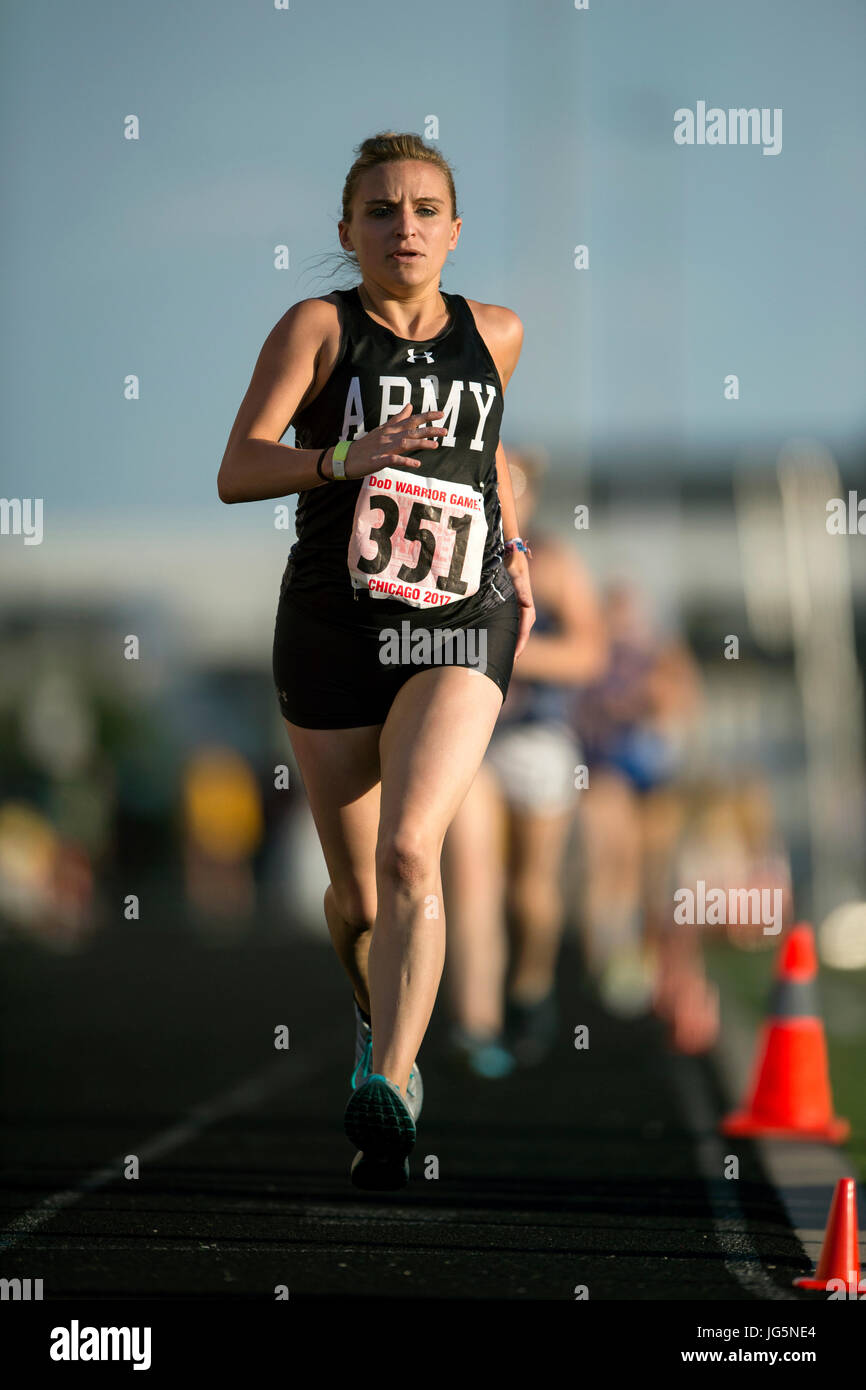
[340,161,460,283]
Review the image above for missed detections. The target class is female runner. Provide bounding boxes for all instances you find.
[218,131,535,1189]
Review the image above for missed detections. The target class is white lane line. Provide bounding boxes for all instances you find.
[669,1055,793,1301]
[0,1053,329,1255]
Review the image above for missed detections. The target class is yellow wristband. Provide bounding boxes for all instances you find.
[331,439,351,480]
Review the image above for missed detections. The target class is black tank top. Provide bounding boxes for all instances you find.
[279,285,515,630]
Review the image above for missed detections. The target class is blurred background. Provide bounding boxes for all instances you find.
[2,1,864,1169]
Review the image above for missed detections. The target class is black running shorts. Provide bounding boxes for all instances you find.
[273,588,521,729]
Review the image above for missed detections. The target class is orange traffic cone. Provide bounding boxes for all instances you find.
[794,1178,863,1291]
[721,923,849,1142]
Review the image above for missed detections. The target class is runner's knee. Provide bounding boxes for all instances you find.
[324,880,376,933]
[375,829,438,895]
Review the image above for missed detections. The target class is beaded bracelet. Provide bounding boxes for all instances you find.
[504,536,532,559]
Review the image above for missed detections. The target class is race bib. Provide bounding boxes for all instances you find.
[347,468,488,610]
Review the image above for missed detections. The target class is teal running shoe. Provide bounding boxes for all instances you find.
[405,1059,423,1122]
[351,998,373,1090]
[449,1026,516,1079]
[351,998,423,1121]
[345,1073,416,1191]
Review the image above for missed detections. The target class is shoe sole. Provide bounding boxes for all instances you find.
[344,1077,416,1189]
[344,1078,416,1155]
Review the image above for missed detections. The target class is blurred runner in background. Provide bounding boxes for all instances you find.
[442,445,607,1074]
[573,582,713,1046]
[660,770,794,1049]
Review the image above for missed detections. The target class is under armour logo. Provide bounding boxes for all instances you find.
[406,348,434,363]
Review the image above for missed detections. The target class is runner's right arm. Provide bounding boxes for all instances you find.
[218,300,444,504]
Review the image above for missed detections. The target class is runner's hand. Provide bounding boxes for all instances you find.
[335,403,448,479]
[504,549,536,659]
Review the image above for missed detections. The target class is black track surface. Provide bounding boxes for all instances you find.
[0,927,807,1302]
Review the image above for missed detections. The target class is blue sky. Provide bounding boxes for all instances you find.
[3,0,864,518]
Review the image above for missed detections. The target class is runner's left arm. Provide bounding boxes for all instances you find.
[497,441,536,662]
